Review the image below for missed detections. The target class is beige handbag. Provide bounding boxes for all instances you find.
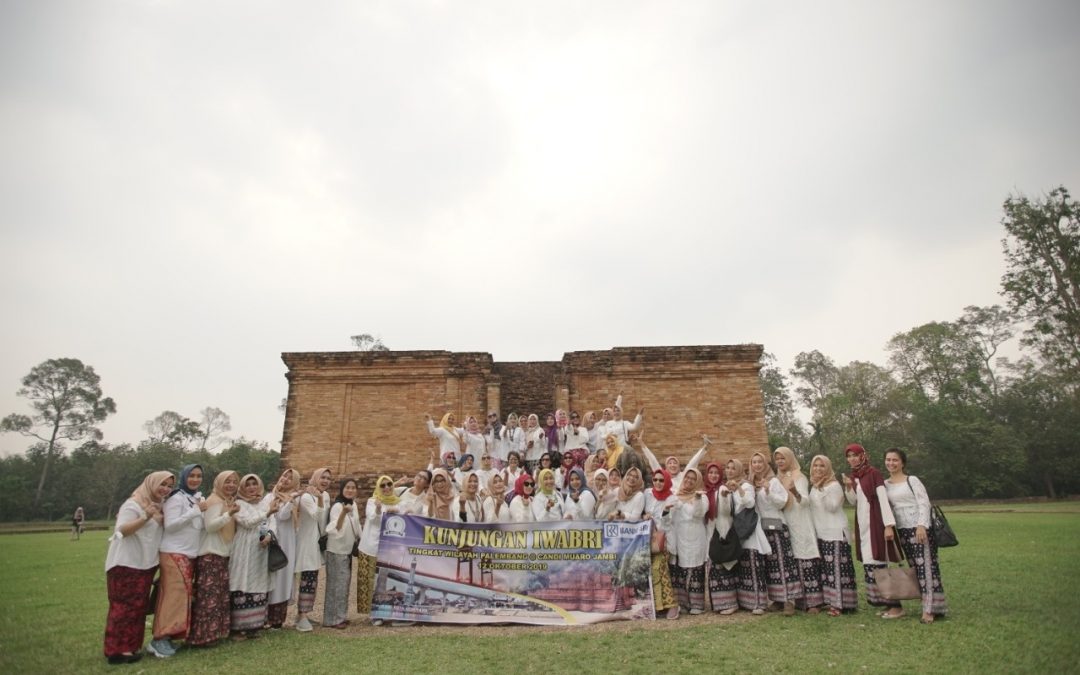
[874,540,920,601]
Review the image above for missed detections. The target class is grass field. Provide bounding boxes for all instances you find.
[1,507,1078,674]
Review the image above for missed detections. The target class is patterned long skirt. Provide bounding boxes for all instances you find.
[670,564,706,612]
[737,549,769,611]
[795,557,824,610]
[897,526,949,616]
[651,551,677,613]
[230,591,268,631]
[324,552,353,626]
[104,565,156,657]
[153,553,196,640]
[267,601,288,627]
[764,528,804,603]
[862,563,901,609]
[707,560,739,612]
[188,554,230,646]
[298,570,319,614]
[817,539,858,612]
[355,553,378,614]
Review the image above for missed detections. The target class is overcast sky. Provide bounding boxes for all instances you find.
[2,1,1078,456]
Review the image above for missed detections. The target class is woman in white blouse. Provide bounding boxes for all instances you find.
[562,468,596,520]
[842,443,901,618]
[706,462,740,615]
[324,477,361,629]
[531,469,565,521]
[358,475,401,623]
[509,473,537,522]
[774,447,823,614]
[294,467,331,633]
[263,468,301,629]
[644,469,679,619]
[522,414,545,473]
[732,459,772,615]
[452,473,486,523]
[483,473,513,523]
[808,455,858,616]
[103,471,174,664]
[592,469,617,521]
[229,474,279,639]
[150,464,207,657]
[499,414,523,467]
[611,467,646,522]
[667,468,708,615]
[425,412,465,460]
[751,451,803,616]
[884,448,948,623]
[189,470,240,647]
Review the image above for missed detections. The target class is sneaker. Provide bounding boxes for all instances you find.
[147,639,174,658]
[752,608,765,615]
[371,619,384,626]
[295,617,313,632]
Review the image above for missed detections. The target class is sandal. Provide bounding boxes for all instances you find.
[881,610,906,620]
[920,614,935,624]
[827,607,841,617]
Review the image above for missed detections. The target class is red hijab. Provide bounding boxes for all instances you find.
[702,461,725,521]
[514,473,534,501]
[651,469,672,501]
[846,443,899,563]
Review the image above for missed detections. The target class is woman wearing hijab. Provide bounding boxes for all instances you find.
[427,468,455,520]
[229,474,279,640]
[484,411,504,468]
[103,471,174,664]
[453,454,477,492]
[705,461,739,615]
[452,473,485,523]
[611,467,646,522]
[751,451,803,616]
[509,473,537,522]
[809,455,858,616]
[358,475,400,621]
[562,468,596,520]
[542,412,559,455]
[523,413,545,473]
[499,413,522,468]
[324,477,361,629]
[638,432,712,492]
[461,415,488,465]
[842,443,901,617]
[483,473,512,522]
[668,468,709,615]
[294,467,332,633]
[774,447,823,614]
[554,451,577,491]
[561,411,591,468]
[603,433,626,471]
[884,448,948,623]
[732,459,772,615]
[150,464,207,657]
[71,506,85,541]
[531,469,565,521]
[263,468,301,629]
[425,412,465,461]
[591,469,617,520]
[189,470,240,647]
[645,468,679,619]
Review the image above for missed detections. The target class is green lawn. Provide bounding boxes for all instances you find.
[1,509,1077,674]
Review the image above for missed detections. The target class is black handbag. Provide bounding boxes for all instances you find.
[732,493,758,540]
[267,531,288,572]
[709,497,742,564]
[931,504,958,548]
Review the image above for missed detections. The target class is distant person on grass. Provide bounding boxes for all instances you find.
[103,470,174,665]
[71,506,85,541]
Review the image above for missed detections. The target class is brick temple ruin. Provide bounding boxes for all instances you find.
[280,345,769,490]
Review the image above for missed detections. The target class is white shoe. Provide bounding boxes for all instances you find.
[689,608,704,615]
[295,617,313,632]
[146,640,173,658]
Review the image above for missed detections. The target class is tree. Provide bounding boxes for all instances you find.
[143,410,201,449]
[1,358,116,508]
[758,352,807,450]
[196,406,231,451]
[350,334,389,351]
[1000,186,1080,377]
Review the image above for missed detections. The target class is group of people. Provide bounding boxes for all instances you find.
[102,403,948,665]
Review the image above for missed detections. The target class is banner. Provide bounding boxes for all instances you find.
[370,514,656,625]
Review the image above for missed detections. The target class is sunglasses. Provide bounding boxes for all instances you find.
[433,477,447,482]
[523,482,535,487]
[652,477,665,482]
[379,483,392,488]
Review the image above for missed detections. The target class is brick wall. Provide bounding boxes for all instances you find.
[280,345,768,497]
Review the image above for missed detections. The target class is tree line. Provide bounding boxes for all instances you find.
[760,187,1079,499]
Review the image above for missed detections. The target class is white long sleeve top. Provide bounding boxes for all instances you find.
[781,474,820,560]
[397,488,428,516]
[531,492,565,521]
[294,492,326,572]
[228,500,271,593]
[563,491,597,520]
[198,501,236,557]
[755,478,790,522]
[709,487,740,570]
[669,494,708,568]
[426,419,464,457]
[509,495,534,523]
[160,490,205,557]
[613,492,646,522]
[734,481,772,555]
[359,498,397,557]
[809,481,849,542]
[326,502,362,556]
[451,495,486,523]
[462,431,487,464]
[523,428,545,462]
[601,415,642,444]
[885,475,931,529]
[483,496,513,523]
[845,479,896,564]
[500,427,523,461]
[560,424,590,451]
[105,499,164,571]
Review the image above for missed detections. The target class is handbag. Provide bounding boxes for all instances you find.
[874,540,920,601]
[267,531,289,572]
[760,517,784,532]
[931,505,958,547]
[732,490,758,540]
[906,477,958,548]
[650,521,667,554]
[709,498,742,564]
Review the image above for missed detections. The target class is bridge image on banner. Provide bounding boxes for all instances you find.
[370,514,656,625]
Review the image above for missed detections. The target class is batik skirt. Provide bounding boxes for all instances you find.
[764,528,804,604]
[355,552,377,614]
[817,539,858,611]
[897,526,948,616]
[230,591,268,631]
[153,553,196,640]
[737,549,769,611]
[267,600,288,627]
[670,563,706,612]
[298,570,319,614]
[103,565,156,657]
[862,563,901,609]
[188,554,230,646]
[795,557,824,609]
[651,551,677,613]
[324,552,353,626]
[707,560,739,612]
